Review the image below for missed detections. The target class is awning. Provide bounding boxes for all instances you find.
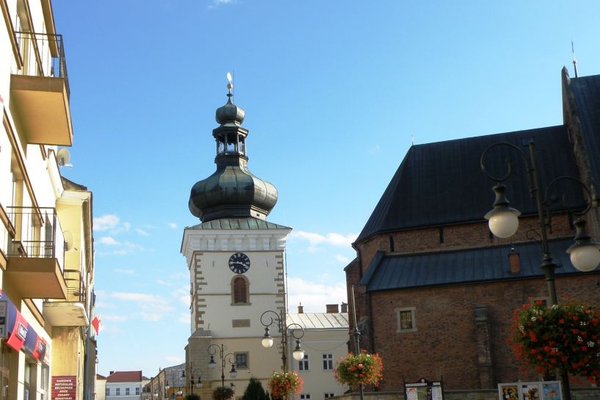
[0,290,47,361]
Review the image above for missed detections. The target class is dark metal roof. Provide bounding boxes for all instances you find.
[359,239,594,291]
[355,125,582,245]
[565,72,600,197]
[185,217,291,231]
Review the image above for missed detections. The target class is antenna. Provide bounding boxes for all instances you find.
[571,41,579,78]
[57,148,72,167]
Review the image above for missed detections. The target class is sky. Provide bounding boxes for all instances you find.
[50,0,600,378]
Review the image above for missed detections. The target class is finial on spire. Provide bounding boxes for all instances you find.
[226,72,234,98]
[571,41,579,78]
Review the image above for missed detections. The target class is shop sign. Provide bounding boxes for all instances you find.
[52,376,77,400]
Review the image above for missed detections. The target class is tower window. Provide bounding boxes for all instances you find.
[232,276,249,304]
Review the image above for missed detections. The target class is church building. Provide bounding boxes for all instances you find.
[347,68,600,399]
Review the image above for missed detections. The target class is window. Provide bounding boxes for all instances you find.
[126,388,130,395]
[232,276,249,304]
[235,352,249,369]
[298,354,309,371]
[116,388,120,396]
[106,388,110,396]
[324,394,335,399]
[300,395,311,400]
[396,307,417,332]
[136,388,140,395]
[322,354,333,370]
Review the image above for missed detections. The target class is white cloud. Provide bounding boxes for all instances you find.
[94,214,120,231]
[290,231,357,247]
[103,315,128,322]
[210,0,234,8]
[286,276,347,313]
[111,292,173,322]
[168,223,178,230]
[335,254,352,265]
[178,313,190,324]
[135,228,150,237]
[99,236,119,246]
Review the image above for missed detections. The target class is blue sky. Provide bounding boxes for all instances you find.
[51,0,600,377]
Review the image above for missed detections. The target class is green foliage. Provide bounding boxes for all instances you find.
[213,387,234,400]
[242,378,268,400]
[185,394,201,400]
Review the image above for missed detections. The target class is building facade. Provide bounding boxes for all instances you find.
[288,305,349,400]
[1,1,96,400]
[346,68,600,397]
[180,82,293,397]
[106,371,143,400]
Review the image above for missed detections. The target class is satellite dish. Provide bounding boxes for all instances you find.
[64,231,75,251]
[57,148,72,167]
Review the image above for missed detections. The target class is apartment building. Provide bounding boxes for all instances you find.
[1,1,96,400]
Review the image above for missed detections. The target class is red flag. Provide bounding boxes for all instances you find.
[91,316,102,336]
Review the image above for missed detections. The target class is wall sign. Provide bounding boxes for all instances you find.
[52,376,77,400]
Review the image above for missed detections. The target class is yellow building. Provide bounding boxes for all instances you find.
[0,1,96,400]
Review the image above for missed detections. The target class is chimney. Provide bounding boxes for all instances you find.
[297,304,304,314]
[341,302,348,313]
[508,248,520,274]
[326,304,339,313]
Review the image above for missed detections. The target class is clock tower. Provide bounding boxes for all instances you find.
[181,77,291,396]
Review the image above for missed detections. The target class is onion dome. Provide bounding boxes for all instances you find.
[188,76,278,222]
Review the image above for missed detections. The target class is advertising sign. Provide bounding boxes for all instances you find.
[52,376,77,400]
[498,381,561,400]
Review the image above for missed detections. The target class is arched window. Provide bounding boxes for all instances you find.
[232,276,249,304]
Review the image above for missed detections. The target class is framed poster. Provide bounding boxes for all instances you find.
[498,381,561,400]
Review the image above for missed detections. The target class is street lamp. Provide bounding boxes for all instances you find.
[182,365,202,396]
[207,343,237,388]
[260,309,305,372]
[481,140,600,400]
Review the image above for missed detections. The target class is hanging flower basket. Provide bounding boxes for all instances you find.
[268,371,303,400]
[512,301,600,382]
[334,352,384,388]
[212,387,234,400]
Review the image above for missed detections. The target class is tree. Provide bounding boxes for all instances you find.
[242,378,268,400]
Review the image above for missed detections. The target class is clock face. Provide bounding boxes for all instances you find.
[229,252,251,274]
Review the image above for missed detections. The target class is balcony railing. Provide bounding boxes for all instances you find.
[63,268,87,304]
[14,31,70,98]
[6,206,65,270]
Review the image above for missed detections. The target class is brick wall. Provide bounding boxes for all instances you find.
[361,276,600,391]
[347,213,600,392]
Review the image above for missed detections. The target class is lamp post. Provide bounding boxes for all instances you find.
[183,365,202,396]
[260,309,305,372]
[481,140,600,400]
[207,343,238,388]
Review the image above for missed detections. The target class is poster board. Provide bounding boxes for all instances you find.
[405,378,443,400]
[498,381,561,400]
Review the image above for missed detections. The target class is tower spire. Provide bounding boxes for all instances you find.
[188,76,278,222]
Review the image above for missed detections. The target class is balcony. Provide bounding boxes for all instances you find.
[10,32,72,146]
[5,206,68,299]
[43,268,89,326]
